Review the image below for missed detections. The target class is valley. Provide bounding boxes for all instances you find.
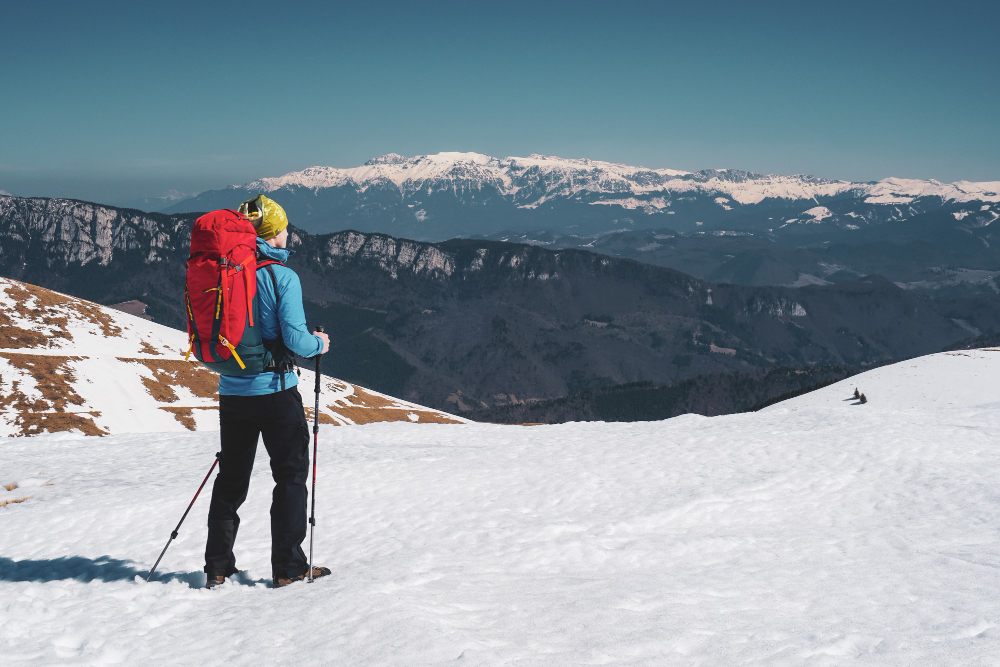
[3,193,999,418]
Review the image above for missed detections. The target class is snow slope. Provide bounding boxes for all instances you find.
[3,349,1000,664]
[0,277,464,436]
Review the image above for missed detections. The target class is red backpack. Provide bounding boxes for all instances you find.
[184,209,282,375]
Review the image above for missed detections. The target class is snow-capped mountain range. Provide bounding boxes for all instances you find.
[245,153,999,207]
[165,152,1000,240]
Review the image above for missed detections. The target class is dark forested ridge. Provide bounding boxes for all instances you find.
[465,365,873,424]
[3,194,999,417]
[478,206,1000,293]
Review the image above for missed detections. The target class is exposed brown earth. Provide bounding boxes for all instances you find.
[0,353,108,436]
[0,353,85,411]
[0,283,70,348]
[0,312,52,349]
[10,411,108,437]
[160,406,218,431]
[0,496,31,508]
[304,406,339,425]
[328,387,464,425]
[3,280,121,340]
[347,387,397,409]
[118,358,219,402]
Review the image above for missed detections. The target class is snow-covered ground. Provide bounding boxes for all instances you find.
[0,277,463,436]
[3,350,1000,664]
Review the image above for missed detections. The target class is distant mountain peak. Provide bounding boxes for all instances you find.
[235,153,997,205]
[364,153,409,165]
[162,152,1000,240]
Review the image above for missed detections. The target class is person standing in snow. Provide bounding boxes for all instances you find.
[204,194,332,589]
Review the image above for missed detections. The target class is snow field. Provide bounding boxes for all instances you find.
[2,351,1000,664]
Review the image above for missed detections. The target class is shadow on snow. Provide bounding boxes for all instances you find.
[0,555,264,588]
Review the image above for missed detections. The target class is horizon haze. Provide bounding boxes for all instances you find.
[1,0,997,205]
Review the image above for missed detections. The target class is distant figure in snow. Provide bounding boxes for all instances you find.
[859,393,867,404]
[853,388,860,400]
[204,195,331,589]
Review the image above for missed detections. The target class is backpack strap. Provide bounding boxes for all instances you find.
[259,262,295,391]
[263,263,281,312]
[256,259,286,269]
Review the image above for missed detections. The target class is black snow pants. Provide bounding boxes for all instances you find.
[205,386,310,580]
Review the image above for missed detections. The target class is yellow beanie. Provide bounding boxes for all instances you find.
[239,194,288,240]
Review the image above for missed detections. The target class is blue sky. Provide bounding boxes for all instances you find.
[2,0,997,204]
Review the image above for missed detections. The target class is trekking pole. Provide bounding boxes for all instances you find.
[145,452,220,582]
[308,325,324,583]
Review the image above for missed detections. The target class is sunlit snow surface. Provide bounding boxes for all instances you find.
[0,277,464,436]
[3,350,1000,664]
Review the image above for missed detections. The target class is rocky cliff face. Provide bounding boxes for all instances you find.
[317,230,456,279]
[0,196,190,273]
[3,195,999,414]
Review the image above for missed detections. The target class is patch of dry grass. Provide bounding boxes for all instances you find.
[0,496,30,508]
[118,358,218,402]
[9,410,109,437]
[139,341,162,356]
[3,482,17,491]
[159,406,218,431]
[0,353,86,411]
[328,386,464,425]
[304,406,338,425]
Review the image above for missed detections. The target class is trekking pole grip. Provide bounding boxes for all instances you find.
[314,324,324,391]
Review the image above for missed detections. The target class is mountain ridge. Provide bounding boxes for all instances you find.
[225,153,1000,205]
[5,194,1000,414]
[162,152,1000,241]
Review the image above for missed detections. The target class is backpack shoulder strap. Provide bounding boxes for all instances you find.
[255,258,285,269]
[256,259,286,310]
[259,262,295,389]
[262,263,281,307]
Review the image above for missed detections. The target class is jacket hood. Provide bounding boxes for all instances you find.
[256,237,291,263]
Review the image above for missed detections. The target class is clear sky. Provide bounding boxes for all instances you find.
[2,0,998,205]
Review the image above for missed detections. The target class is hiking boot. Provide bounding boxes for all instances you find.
[205,569,242,589]
[273,566,331,588]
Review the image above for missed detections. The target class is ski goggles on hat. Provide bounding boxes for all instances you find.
[238,194,265,221]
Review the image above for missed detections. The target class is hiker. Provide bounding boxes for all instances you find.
[203,194,331,589]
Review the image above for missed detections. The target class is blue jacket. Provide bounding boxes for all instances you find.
[219,239,324,396]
